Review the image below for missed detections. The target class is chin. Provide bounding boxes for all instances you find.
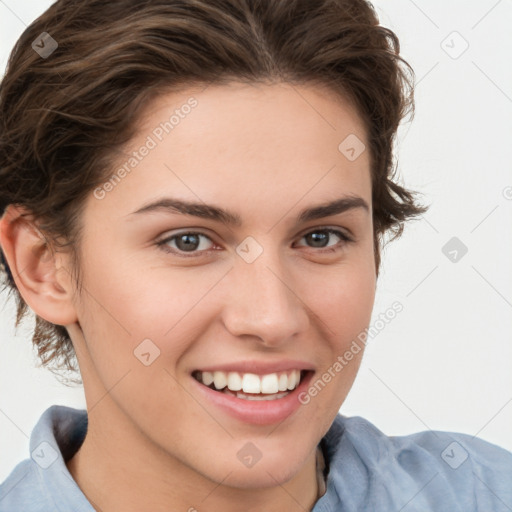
[205,440,312,490]
[221,461,302,489]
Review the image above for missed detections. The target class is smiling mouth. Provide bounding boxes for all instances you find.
[192,369,310,401]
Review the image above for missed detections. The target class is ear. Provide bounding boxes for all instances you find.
[0,204,78,326]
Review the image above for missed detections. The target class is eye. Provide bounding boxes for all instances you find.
[156,231,216,257]
[156,227,353,258]
[295,228,353,253]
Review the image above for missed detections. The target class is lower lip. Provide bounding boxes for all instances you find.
[191,371,314,426]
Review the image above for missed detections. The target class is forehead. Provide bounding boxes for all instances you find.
[139,80,367,160]
[86,81,371,227]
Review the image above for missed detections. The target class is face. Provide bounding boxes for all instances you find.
[66,81,376,488]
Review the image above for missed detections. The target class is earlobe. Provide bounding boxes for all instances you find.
[0,204,78,326]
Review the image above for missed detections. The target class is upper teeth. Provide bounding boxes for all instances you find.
[198,370,303,394]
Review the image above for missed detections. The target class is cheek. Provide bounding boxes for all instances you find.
[303,257,376,341]
[73,255,225,372]
[298,251,375,386]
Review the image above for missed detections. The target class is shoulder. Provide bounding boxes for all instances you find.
[0,459,49,511]
[0,405,92,512]
[335,414,512,466]
[316,414,512,512]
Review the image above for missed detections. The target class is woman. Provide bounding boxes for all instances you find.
[0,0,511,510]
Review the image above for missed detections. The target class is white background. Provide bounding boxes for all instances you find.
[1,0,511,481]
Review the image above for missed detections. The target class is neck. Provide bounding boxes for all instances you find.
[66,395,320,512]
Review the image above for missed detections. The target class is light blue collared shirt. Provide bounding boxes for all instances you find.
[1,405,511,511]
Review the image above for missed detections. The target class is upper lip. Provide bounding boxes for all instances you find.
[193,360,315,375]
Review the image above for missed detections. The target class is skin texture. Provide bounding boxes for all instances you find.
[0,82,376,511]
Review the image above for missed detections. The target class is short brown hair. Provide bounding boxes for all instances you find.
[0,0,427,380]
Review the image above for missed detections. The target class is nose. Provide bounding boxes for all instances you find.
[221,246,310,348]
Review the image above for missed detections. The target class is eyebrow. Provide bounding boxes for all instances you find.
[129,195,369,226]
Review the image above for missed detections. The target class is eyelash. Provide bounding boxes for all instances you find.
[155,227,353,258]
